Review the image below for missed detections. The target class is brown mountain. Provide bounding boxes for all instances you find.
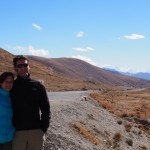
[0,48,107,91]
[1,48,150,91]
[27,55,150,88]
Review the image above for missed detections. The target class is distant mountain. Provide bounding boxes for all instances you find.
[102,68,122,75]
[103,67,150,80]
[1,48,150,89]
[130,72,150,80]
[27,55,150,88]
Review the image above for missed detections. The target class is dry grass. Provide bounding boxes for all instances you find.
[90,89,150,120]
[90,89,150,134]
[112,132,122,148]
[113,132,122,142]
[138,145,148,150]
[124,124,132,132]
[73,122,101,145]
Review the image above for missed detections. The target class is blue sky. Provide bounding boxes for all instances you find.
[0,0,150,73]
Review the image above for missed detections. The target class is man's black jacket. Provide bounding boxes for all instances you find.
[10,75,51,133]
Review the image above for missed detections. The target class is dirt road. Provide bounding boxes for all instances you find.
[47,91,90,101]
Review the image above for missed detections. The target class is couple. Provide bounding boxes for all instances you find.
[0,55,51,150]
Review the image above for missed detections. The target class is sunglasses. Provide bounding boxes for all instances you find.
[16,64,29,68]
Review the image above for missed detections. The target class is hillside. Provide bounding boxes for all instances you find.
[27,55,150,88]
[1,48,150,90]
[0,48,107,91]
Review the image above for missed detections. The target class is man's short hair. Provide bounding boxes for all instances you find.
[13,55,29,67]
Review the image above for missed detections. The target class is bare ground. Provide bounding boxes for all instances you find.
[44,92,150,150]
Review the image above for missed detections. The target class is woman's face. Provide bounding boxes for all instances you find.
[1,76,14,91]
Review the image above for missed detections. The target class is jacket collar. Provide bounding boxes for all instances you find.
[16,74,31,82]
[0,88,9,96]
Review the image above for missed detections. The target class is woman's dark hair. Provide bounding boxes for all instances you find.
[0,72,14,88]
[13,55,29,67]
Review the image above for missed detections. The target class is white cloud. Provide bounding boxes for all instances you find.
[100,64,135,73]
[73,47,94,52]
[13,45,49,56]
[28,46,49,56]
[72,55,96,66]
[123,34,145,40]
[76,32,85,37]
[32,23,42,30]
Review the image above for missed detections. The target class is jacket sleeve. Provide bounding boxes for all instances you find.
[39,83,51,133]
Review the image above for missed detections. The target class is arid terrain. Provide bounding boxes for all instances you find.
[44,89,150,150]
[90,88,150,120]
[1,48,150,92]
[0,48,150,149]
[27,55,150,89]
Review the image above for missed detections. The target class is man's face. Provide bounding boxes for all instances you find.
[14,59,30,77]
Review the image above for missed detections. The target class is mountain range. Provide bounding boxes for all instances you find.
[1,48,150,91]
[102,67,150,80]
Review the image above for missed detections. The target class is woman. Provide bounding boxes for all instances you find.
[0,72,15,150]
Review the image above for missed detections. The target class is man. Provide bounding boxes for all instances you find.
[11,55,51,150]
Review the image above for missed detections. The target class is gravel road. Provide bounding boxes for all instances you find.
[47,91,90,101]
